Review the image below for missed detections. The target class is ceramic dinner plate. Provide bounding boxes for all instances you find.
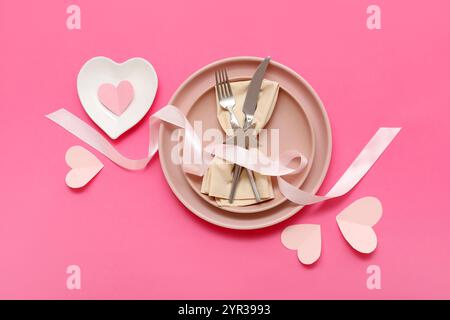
[182,84,315,214]
[159,57,332,230]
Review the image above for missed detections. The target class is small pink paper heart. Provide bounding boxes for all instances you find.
[98,80,134,116]
[336,197,382,254]
[281,224,321,265]
[65,146,104,188]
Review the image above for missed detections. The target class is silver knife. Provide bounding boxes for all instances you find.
[229,57,271,203]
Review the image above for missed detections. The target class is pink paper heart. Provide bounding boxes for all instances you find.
[336,197,382,254]
[98,80,134,116]
[281,224,321,265]
[65,146,104,188]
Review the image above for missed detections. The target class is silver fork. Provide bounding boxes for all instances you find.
[215,69,261,203]
[215,70,240,129]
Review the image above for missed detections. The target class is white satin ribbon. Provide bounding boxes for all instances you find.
[277,127,401,205]
[46,106,400,206]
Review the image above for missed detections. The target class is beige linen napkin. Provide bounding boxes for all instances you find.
[201,79,280,206]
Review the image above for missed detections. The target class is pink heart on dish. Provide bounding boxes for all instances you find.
[98,80,134,116]
[65,146,104,188]
[281,224,321,265]
[336,197,382,254]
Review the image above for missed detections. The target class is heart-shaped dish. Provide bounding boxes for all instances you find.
[77,56,158,139]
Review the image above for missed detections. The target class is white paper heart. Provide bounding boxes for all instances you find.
[65,146,104,188]
[77,56,158,139]
[281,224,321,265]
[336,196,382,254]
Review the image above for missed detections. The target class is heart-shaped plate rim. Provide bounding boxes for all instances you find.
[77,56,158,139]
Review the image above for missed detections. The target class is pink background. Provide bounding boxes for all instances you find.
[0,0,449,299]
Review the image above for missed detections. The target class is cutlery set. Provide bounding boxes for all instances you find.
[214,57,271,203]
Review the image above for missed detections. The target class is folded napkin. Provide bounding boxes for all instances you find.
[201,79,280,206]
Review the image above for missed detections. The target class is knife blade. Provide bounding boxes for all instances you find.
[242,56,271,128]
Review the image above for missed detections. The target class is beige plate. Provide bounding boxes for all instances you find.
[159,57,332,230]
[182,83,315,213]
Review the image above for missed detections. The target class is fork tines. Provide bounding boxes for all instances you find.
[215,69,233,99]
